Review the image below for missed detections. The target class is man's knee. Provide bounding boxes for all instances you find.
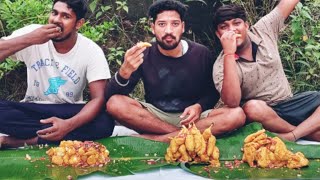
[227,107,246,128]
[243,100,267,120]
[106,95,129,114]
[211,107,245,131]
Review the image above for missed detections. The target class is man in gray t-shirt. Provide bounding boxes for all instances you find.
[213,0,320,142]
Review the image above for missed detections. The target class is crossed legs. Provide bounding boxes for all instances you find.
[243,100,320,141]
[106,95,246,142]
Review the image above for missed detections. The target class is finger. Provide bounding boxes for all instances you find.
[221,31,232,39]
[40,118,54,124]
[126,45,146,57]
[180,109,189,119]
[131,54,144,66]
[46,27,62,35]
[43,24,59,29]
[129,47,146,61]
[226,31,235,39]
[37,126,55,135]
[180,116,193,126]
[38,132,57,140]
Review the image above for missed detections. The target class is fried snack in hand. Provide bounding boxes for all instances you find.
[46,140,110,167]
[165,124,220,167]
[137,41,152,48]
[242,130,309,169]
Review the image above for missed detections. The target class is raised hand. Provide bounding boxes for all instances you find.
[28,24,62,44]
[219,31,241,55]
[118,44,148,79]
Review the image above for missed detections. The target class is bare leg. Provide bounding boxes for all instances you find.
[106,95,179,134]
[278,106,320,141]
[136,107,246,142]
[0,136,38,149]
[243,100,295,133]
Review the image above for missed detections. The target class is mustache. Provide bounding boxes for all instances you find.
[162,34,176,40]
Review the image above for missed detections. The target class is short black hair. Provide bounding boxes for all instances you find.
[53,0,88,20]
[148,0,188,23]
[213,4,247,30]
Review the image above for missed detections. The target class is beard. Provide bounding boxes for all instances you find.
[156,34,181,50]
[52,32,72,42]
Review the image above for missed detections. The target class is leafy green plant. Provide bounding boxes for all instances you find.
[107,47,125,68]
[115,0,128,13]
[80,20,116,44]
[0,0,51,33]
[0,59,22,78]
[280,2,320,92]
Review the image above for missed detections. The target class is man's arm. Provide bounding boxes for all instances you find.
[216,31,242,107]
[0,37,32,62]
[0,24,62,62]
[105,44,147,100]
[221,54,241,107]
[66,79,107,130]
[37,79,107,141]
[277,0,300,19]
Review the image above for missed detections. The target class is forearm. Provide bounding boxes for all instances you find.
[105,71,139,100]
[0,35,33,62]
[277,0,300,19]
[221,56,241,107]
[65,97,105,132]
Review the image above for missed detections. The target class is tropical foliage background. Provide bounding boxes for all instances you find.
[0,0,319,101]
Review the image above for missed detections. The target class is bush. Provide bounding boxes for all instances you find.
[280,1,320,92]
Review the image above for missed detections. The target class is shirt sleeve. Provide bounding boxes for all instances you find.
[253,7,285,42]
[86,46,111,83]
[105,66,142,100]
[213,53,224,94]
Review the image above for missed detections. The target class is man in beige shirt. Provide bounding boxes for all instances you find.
[213,0,320,141]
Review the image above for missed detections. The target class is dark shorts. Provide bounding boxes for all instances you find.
[271,91,320,126]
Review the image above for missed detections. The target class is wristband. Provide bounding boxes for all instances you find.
[223,53,239,59]
[115,71,130,87]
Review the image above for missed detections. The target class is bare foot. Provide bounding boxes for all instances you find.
[277,132,296,142]
[0,136,38,149]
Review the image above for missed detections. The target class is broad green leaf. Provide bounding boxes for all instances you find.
[216,123,320,160]
[1,123,320,179]
[0,137,173,179]
[181,160,320,179]
[182,123,320,179]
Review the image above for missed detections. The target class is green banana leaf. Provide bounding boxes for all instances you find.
[0,123,320,179]
[182,122,320,179]
[0,137,173,180]
[216,122,320,160]
[181,160,320,179]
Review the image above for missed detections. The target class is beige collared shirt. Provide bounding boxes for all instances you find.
[213,8,292,106]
